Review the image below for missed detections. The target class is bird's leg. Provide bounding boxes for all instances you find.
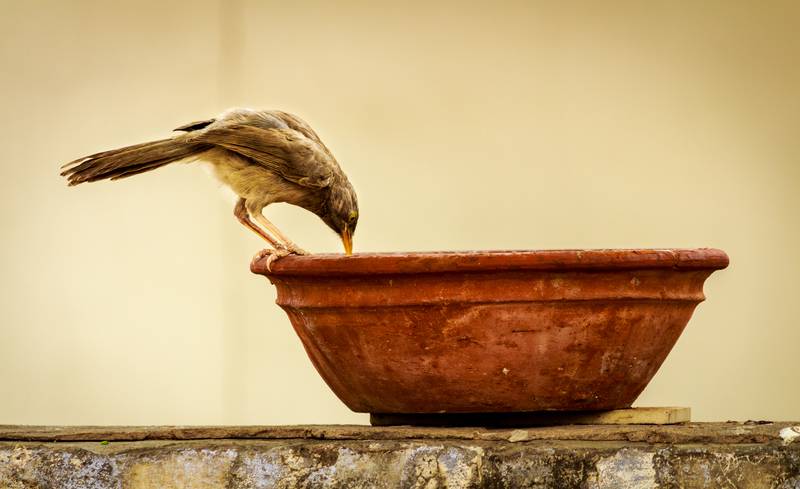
[252,210,308,255]
[234,198,283,249]
[236,199,293,272]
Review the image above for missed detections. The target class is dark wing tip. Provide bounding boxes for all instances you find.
[174,119,216,132]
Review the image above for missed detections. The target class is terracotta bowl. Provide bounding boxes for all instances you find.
[252,249,728,414]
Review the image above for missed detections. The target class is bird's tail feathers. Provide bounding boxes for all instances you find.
[61,137,211,186]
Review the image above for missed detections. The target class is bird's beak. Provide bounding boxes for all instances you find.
[341,226,353,256]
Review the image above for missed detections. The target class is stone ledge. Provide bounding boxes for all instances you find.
[1,423,799,488]
[2,422,798,444]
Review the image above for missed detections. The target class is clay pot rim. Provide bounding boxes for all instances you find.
[253,248,729,276]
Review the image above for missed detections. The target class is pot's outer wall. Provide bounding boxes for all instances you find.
[253,249,728,413]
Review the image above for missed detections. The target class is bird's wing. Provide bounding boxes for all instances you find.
[192,123,335,188]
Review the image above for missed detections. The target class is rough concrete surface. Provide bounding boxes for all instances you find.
[1,423,798,488]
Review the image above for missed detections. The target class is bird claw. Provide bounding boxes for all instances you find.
[284,243,308,256]
[253,246,305,272]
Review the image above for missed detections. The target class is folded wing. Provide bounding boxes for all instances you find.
[193,123,335,189]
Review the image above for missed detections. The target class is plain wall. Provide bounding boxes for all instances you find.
[1,0,797,424]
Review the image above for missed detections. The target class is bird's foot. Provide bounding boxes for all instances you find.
[253,246,305,272]
[285,243,308,255]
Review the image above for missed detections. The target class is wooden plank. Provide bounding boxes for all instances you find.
[567,407,691,425]
[369,407,691,427]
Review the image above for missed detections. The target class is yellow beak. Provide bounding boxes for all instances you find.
[341,227,353,256]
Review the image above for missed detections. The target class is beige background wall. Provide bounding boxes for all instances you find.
[1,1,797,425]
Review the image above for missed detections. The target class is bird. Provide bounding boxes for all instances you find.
[61,108,359,267]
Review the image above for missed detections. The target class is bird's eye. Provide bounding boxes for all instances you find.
[348,211,358,223]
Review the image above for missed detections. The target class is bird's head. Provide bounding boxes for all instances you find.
[320,178,359,255]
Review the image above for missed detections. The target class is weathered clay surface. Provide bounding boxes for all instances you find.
[251,249,728,413]
[1,423,798,488]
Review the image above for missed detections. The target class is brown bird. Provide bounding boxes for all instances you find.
[61,108,359,266]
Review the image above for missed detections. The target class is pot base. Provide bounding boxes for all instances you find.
[369,407,691,427]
